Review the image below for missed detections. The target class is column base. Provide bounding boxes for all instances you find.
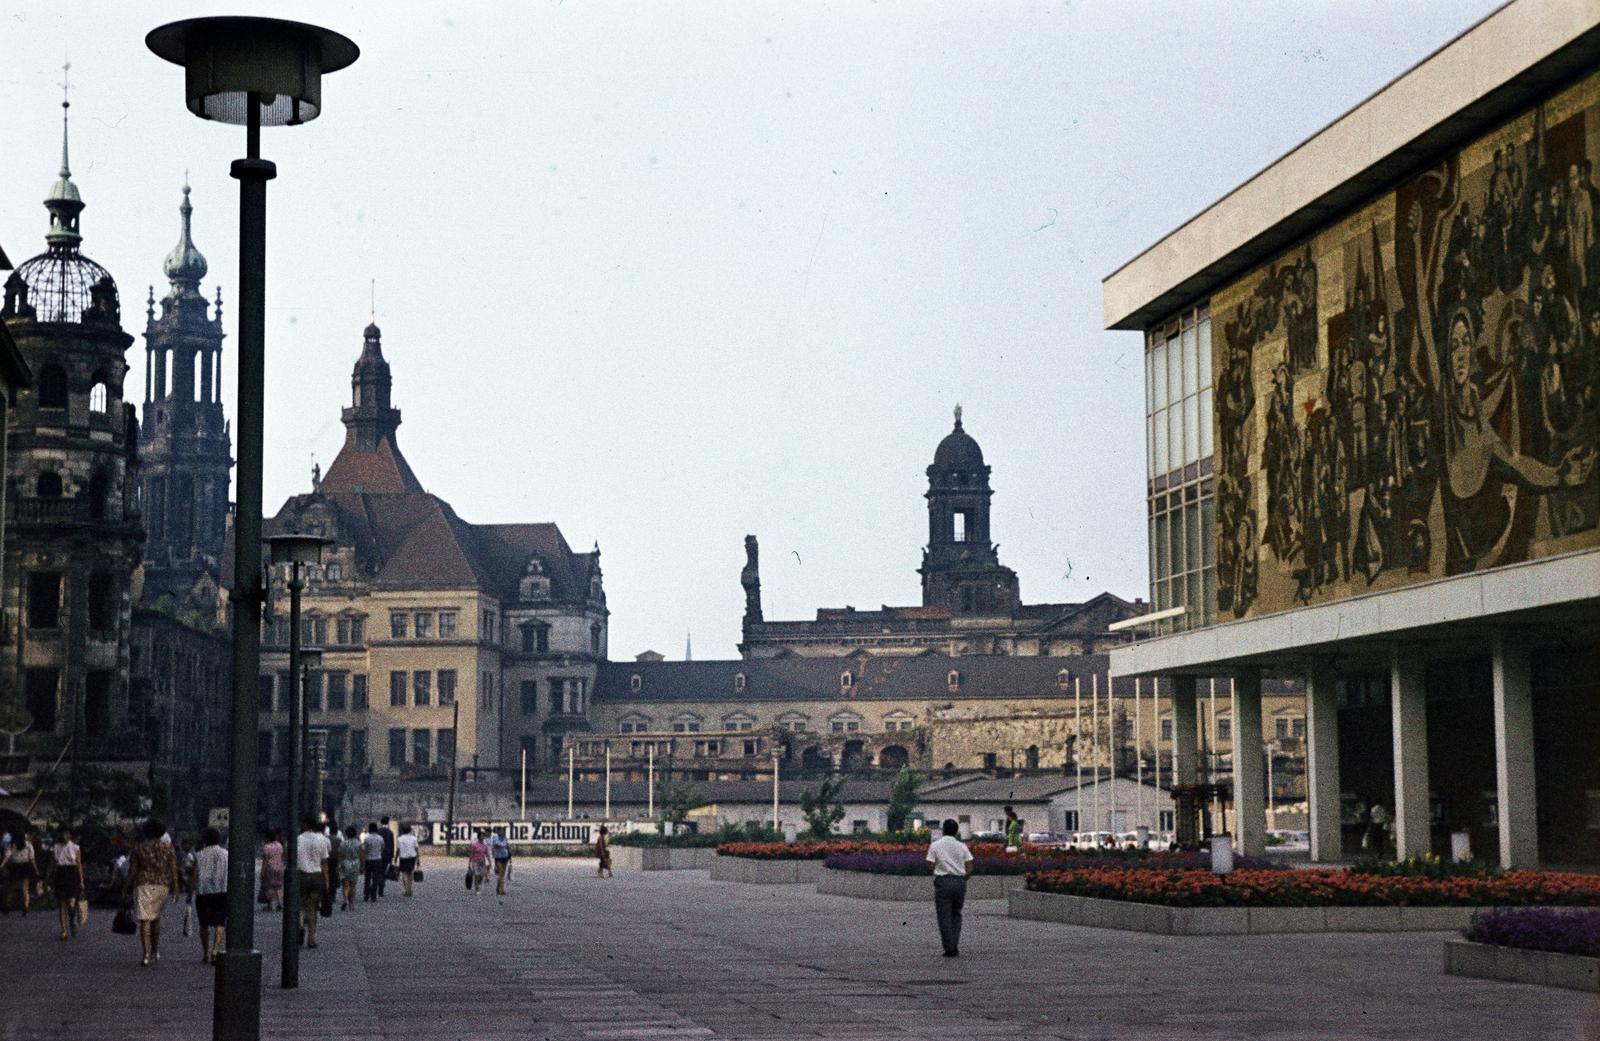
[213,948,262,1041]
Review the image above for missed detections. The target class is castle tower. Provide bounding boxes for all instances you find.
[318,321,422,493]
[0,90,144,756]
[919,406,1020,615]
[138,182,232,607]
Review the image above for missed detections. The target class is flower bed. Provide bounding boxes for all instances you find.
[1465,907,1600,957]
[825,850,1277,876]
[1026,867,1600,908]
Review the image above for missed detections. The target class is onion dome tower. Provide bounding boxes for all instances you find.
[918,406,1020,615]
[0,86,143,757]
[139,181,233,608]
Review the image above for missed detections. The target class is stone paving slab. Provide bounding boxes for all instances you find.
[1,856,1597,1040]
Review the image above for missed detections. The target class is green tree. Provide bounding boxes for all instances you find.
[800,774,847,838]
[657,779,705,827]
[885,765,922,834]
[34,763,152,836]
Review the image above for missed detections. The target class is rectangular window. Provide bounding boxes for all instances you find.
[413,670,431,707]
[743,739,758,756]
[326,730,346,767]
[1217,717,1232,741]
[550,679,564,714]
[412,728,431,768]
[278,672,294,713]
[258,675,275,713]
[1275,718,1289,739]
[1292,718,1306,739]
[352,674,369,711]
[350,728,367,766]
[414,613,433,638]
[305,671,323,712]
[952,511,968,543]
[336,617,353,645]
[480,671,494,709]
[438,669,456,707]
[350,617,365,644]
[388,727,406,767]
[327,672,347,712]
[390,613,407,639]
[27,572,61,630]
[313,617,327,646]
[439,611,457,638]
[520,626,535,653]
[25,669,58,731]
[520,680,538,716]
[1158,810,1175,832]
[389,671,407,707]
[258,730,273,768]
[88,573,116,632]
[1160,718,1173,741]
[437,728,455,767]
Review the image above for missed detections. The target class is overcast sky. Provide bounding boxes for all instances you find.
[1,1,1502,659]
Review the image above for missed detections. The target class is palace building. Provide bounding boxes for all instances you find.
[1103,0,1600,867]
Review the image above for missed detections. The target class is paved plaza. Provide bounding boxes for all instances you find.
[1,857,1595,1041]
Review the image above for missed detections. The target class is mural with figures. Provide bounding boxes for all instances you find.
[1214,71,1600,620]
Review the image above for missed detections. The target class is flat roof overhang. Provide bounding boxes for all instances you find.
[1110,548,1600,678]
[1103,0,1600,332]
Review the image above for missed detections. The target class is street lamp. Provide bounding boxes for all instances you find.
[266,532,330,990]
[146,18,356,1039]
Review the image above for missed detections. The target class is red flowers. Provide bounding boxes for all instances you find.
[1026,867,1600,908]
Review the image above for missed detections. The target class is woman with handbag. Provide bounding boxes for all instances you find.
[51,827,84,941]
[126,818,180,967]
[192,827,228,963]
[2,830,38,914]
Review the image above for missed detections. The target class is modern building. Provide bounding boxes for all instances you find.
[1103,0,1600,867]
[256,321,607,814]
[739,410,1145,658]
[138,182,232,613]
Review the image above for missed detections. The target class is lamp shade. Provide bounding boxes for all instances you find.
[146,17,358,126]
[267,533,333,566]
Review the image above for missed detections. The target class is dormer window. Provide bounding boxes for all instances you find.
[947,669,961,690]
[1057,668,1071,690]
[630,674,642,694]
[840,670,853,690]
[733,672,746,693]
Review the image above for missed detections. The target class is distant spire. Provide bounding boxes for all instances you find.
[162,179,208,292]
[213,285,224,327]
[684,632,693,662]
[369,277,376,324]
[44,61,85,251]
[953,403,963,429]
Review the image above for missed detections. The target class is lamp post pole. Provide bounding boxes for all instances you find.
[281,557,304,988]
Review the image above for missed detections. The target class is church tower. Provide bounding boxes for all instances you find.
[139,182,232,607]
[919,407,1020,615]
[0,90,144,756]
[317,321,422,493]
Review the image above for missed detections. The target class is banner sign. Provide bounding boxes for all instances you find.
[415,820,603,846]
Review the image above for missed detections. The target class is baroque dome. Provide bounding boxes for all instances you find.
[932,407,984,468]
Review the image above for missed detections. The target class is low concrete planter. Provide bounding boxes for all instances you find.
[816,870,1024,902]
[1008,889,1487,935]
[709,855,826,884]
[1444,939,1600,992]
[610,847,717,872]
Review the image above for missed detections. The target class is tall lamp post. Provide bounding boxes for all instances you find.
[146,20,356,1039]
[267,532,329,990]
[300,648,325,820]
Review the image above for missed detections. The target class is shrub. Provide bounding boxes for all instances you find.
[1350,854,1499,880]
[1465,908,1600,957]
[1026,867,1600,908]
[800,776,847,839]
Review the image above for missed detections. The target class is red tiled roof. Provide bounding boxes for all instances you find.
[318,433,423,494]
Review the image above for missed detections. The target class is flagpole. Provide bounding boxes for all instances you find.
[1135,677,1143,834]
[1092,671,1101,841]
[567,746,575,820]
[1074,676,1082,841]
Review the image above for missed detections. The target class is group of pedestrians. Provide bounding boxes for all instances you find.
[2,826,87,942]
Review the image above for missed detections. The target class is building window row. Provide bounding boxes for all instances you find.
[388,610,459,641]
[259,726,369,768]
[387,669,456,708]
[385,727,455,769]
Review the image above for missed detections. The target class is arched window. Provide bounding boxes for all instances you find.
[733,672,746,693]
[35,471,63,498]
[947,669,961,690]
[839,670,853,690]
[1057,668,1071,690]
[89,381,107,412]
[629,674,642,694]
[38,365,68,409]
[590,623,602,655]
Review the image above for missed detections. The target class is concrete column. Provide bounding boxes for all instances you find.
[1390,647,1430,859]
[1492,633,1538,870]
[1305,661,1342,863]
[1231,667,1266,857]
[1170,675,1199,786]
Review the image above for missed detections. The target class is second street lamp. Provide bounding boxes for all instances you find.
[267,532,330,990]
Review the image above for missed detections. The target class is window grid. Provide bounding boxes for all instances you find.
[1146,304,1217,634]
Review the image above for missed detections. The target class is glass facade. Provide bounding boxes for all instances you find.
[1146,304,1216,632]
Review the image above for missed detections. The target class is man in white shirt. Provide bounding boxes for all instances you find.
[295,816,332,948]
[926,819,974,957]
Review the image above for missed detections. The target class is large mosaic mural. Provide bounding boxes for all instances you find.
[1214,71,1600,620]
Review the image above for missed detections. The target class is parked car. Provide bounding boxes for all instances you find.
[1070,831,1117,849]
[1266,829,1310,851]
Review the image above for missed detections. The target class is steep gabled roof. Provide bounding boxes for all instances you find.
[318,433,423,495]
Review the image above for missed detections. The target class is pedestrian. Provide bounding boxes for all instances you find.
[377,816,395,898]
[595,826,613,878]
[260,828,285,911]
[295,815,331,949]
[127,818,180,966]
[395,824,419,897]
[192,827,228,963]
[468,830,489,894]
[51,826,85,941]
[337,826,361,910]
[1003,806,1023,852]
[361,822,386,902]
[2,830,38,915]
[178,838,197,938]
[1368,800,1391,856]
[926,818,973,958]
[488,827,512,895]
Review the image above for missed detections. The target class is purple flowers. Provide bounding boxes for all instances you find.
[824,850,1279,877]
[1466,908,1600,957]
